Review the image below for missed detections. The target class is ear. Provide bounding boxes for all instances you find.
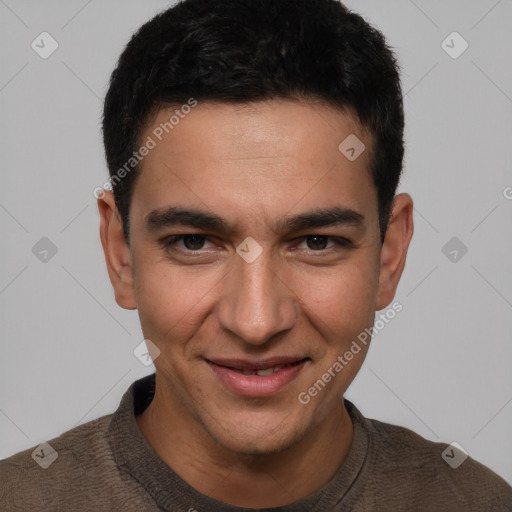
[98,190,137,310]
[376,193,414,310]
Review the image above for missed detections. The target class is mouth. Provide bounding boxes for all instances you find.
[206,357,310,397]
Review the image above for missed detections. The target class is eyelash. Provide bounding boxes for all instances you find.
[161,234,353,254]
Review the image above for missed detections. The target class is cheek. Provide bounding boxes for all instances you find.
[132,261,218,397]
[295,256,379,339]
[133,257,219,344]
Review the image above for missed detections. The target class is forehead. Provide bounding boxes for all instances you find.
[131,100,377,231]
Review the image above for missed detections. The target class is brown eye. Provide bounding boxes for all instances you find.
[295,235,352,252]
[161,233,211,252]
[305,235,329,250]
[181,234,207,250]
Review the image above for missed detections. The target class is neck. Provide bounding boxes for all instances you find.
[136,383,353,508]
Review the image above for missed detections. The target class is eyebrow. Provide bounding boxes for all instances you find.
[144,206,365,235]
[276,207,364,232]
[145,207,231,233]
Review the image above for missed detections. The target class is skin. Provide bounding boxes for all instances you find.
[98,99,413,507]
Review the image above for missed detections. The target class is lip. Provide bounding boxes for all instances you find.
[207,356,307,371]
[206,357,309,397]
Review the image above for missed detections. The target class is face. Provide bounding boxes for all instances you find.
[100,99,412,456]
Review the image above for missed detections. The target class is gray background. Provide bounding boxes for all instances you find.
[1,0,511,485]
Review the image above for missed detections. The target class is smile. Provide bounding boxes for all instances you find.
[206,357,310,397]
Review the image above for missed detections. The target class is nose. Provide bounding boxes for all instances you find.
[216,246,297,346]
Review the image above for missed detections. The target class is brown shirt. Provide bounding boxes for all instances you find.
[1,373,511,511]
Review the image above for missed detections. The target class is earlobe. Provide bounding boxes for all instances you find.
[98,191,137,310]
[375,193,414,311]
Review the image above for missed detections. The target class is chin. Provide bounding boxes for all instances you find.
[219,432,300,457]
[203,410,309,457]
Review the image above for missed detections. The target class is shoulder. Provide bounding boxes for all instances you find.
[363,414,512,510]
[0,414,116,510]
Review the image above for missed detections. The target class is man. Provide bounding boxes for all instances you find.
[1,0,511,510]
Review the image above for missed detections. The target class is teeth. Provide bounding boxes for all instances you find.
[256,367,274,376]
[237,365,287,376]
[255,365,283,376]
